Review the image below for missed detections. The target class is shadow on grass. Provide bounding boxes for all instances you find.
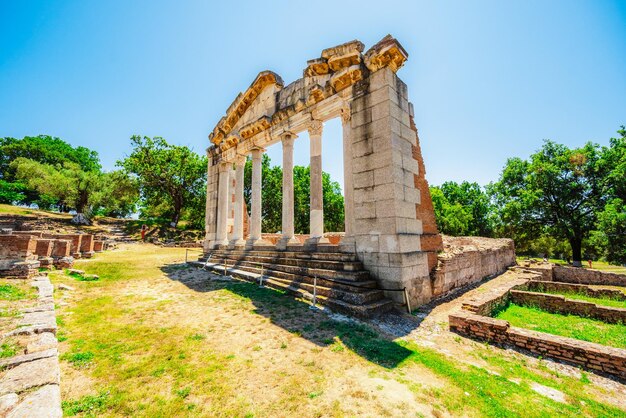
[160,263,412,369]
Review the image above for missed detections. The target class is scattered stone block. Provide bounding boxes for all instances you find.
[67,269,85,276]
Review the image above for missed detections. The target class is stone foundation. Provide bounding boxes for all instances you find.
[510,289,626,324]
[449,311,626,380]
[449,270,626,380]
[553,265,626,286]
[432,236,516,298]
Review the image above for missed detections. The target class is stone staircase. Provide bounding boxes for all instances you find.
[191,249,395,318]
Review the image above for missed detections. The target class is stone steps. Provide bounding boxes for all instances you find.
[200,255,370,282]
[201,252,363,271]
[210,249,360,262]
[191,248,395,318]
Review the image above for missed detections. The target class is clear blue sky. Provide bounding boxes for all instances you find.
[1,0,625,188]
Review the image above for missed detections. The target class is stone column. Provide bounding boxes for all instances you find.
[247,148,269,248]
[215,161,231,247]
[277,132,300,249]
[306,120,330,248]
[230,155,247,248]
[340,104,356,252]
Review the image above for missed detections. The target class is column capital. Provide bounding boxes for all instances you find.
[251,147,265,160]
[307,119,323,137]
[340,104,351,124]
[218,161,231,172]
[233,155,247,167]
[280,131,297,146]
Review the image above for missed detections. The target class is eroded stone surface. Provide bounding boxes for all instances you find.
[26,332,58,354]
[7,385,62,418]
[0,393,19,415]
[0,356,60,395]
[0,349,57,369]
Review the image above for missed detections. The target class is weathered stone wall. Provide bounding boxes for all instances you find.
[449,311,626,380]
[432,236,516,298]
[349,67,432,306]
[553,265,626,286]
[0,235,37,263]
[510,289,626,324]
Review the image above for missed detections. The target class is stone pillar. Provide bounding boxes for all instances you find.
[247,148,269,248]
[340,104,356,253]
[277,132,300,249]
[349,67,439,307]
[230,155,247,247]
[204,149,220,250]
[215,161,231,247]
[305,120,330,248]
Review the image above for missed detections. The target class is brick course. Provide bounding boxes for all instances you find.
[450,311,626,380]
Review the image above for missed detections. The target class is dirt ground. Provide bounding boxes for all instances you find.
[52,243,626,417]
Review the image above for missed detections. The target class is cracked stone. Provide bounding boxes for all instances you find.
[0,393,18,415]
[26,333,58,354]
[7,385,62,418]
[0,349,57,369]
[0,356,60,395]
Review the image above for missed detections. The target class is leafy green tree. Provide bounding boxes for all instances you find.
[243,154,344,234]
[94,170,140,218]
[491,140,605,266]
[596,199,626,264]
[0,135,100,179]
[10,158,103,213]
[0,180,27,204]
[430,187,473,236]
[430,181,494,236]
[119,136,207,227]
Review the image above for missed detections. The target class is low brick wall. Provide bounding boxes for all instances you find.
[35,239,54,257]
[510,290,626,324]
[525,280,626,301]
[432,237,516,298]
[0,235,38,275]
[554,265,626,286]
[450,311,626,380]
[43,234,83,257]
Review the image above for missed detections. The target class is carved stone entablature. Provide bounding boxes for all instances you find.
[208,35,407,155]
[363,34,408,73]
[220,133,242,151]
[330,65,363,93]
[307,84,325,105]
[209,71,283,146]
[240,117,271,139]
[321,40,365,72]
[304,58,330,77]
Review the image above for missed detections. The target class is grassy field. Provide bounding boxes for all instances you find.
[517,256,626,275]
[536,289,626,309]
[0,203,73,218]
[496,303,626,349]
[50,244,626,417]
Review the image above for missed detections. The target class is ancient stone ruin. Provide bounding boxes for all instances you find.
[201,35,514,314]
[0,230,109,279]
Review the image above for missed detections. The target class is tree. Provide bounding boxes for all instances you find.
[94,170,140,218]
[119,136,207,227]
[243,154,344,234]
[10,158,104,213]
[430,181,495,236]
[491,140,605,266]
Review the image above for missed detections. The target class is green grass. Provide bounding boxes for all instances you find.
[0,283,30,301]
[538,289,626,309]
[496,303,626,349]
[55,244,626,417]
[0,341,19,358]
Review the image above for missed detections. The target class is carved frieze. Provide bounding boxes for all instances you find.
[330,65,363,92]
[240,117,271,139]
[321,40,365,72]
[304,58,330,77]
[363,35,408,73]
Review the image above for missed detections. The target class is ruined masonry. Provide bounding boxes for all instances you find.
[202,35,445,314]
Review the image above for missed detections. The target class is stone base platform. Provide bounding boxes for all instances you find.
[194,248,395,318]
